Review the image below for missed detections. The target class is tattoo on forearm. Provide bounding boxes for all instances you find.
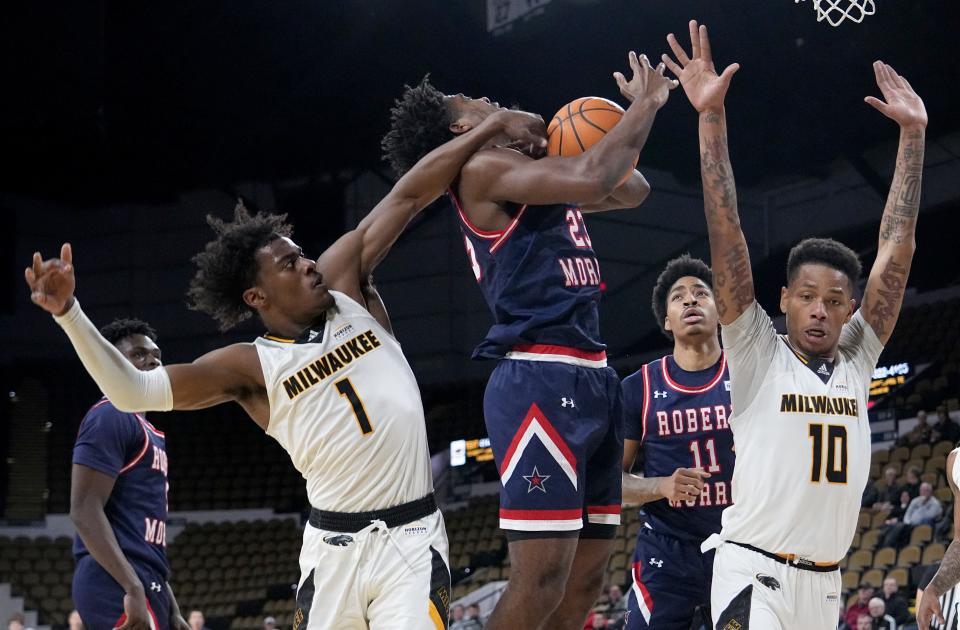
[866,260,907,338]
[725,243,754,312]
[701,136,740,229]
[929,538,960,596]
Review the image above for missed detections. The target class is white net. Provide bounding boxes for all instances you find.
[795,0,876,26]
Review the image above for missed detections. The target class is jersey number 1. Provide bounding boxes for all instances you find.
[335,378,374,435]
[808,423,847,483]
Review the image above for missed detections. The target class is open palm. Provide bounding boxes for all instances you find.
[662,20,740,113]
[865,61,927,128]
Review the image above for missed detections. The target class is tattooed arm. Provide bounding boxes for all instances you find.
[859,61,927,345]
[662,20,748,324]
[917,450,957,626]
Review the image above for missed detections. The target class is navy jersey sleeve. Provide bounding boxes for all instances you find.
[622,370,646,441]
[73,403,144,478]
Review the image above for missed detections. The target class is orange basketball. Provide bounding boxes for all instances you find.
[547,97,638,180]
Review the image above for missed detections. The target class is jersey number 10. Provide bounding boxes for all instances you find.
[808,423,848,483]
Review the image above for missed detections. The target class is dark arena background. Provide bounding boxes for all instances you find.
[2,1,959,628]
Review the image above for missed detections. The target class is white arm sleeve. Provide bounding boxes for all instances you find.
[720,300,780,414]
[53,300,174,412]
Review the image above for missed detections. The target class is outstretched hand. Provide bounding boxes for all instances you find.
[865,61,927,129]
[24,243,76,316]
[613,50,678,110]
[662,20,740,113]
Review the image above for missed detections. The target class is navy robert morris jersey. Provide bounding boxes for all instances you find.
[623,354,734,542]
[450,189,604,360]
[72,398,170,578]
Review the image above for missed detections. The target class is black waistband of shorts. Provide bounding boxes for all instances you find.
[308,493,437,533]
[730,541,840,572]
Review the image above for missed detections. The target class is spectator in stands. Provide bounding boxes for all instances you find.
[881,576,910,625]
[862,478,880,508]
[931,407,960,444]
[846,584,875,628]
[67,610,83,630]
[878,490,914,548]
[868,597,897,629]
[464,605,483,629]
[450,605,466,629]
[877,467,903,509]
[856,613,873,630]
[586,612,607,629]
[838,602,853,630]
[607,585,627,620]
[904,482,943,526]
[7,614,33,630]
[902,410,932,446]
[188,611,209,630]
[902,466,922,499]
[262,617,276,630]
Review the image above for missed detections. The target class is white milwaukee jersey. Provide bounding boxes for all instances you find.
[709,301,883,562]
[255,290,432,512]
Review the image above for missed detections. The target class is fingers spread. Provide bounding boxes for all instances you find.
[666,33,690,66]
[661,54,683,78]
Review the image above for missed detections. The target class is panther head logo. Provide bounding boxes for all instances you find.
[755,573,781,591]
[323,534,354,547]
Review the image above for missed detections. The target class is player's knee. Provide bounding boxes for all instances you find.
[511,559,570,599]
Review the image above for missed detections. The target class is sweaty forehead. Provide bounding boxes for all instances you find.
[116,334,159,354]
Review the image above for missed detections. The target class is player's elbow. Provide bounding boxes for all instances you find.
[620,173,651,208]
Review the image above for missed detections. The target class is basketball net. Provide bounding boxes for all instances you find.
[795,0,875,26]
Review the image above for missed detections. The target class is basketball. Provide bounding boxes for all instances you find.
[547,96,627,157]
[547,96,638,179]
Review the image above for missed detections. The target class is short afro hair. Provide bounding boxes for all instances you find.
[786,237,862,290]
[652,254,714,339]
[187,202,293,331]
[381,75,454,177]
[100,318,158,346]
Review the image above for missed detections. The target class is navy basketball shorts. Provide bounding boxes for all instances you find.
[484,357,623,537]
[73,555,170,630]
[626,526,714,630]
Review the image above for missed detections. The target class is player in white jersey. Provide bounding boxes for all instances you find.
[918,449,960,626]
[23,109,547,630]
[661,20,927,629]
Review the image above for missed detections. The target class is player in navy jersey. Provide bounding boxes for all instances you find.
[382,55,676,629]
[620,255,734,629]
[70,318,188,630]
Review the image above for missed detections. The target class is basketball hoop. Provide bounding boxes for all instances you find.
[795,0,875,27]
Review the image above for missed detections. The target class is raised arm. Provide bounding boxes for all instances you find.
[319,108,547,291]
[25,245,266,423]
[917,450,958,626]
[859,61,926,345]
[460,52,675,209]
[663,21,751,325]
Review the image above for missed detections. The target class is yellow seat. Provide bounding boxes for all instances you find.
[861,568,884,588]
[871,511,891,529]
[890,447,910,463]
[873,547,896,569]
[933,441,954,458]
[857,512,871,531]
[910,524,933,547]
[935,487,953,503]
[847,549,873,573]
[911,444,932,460]
[841,571,861,591]
[860,529,882,551]
[896,545,921,568]
[923,542,946,564]
[886,567,910,589]
[873,450,891,465]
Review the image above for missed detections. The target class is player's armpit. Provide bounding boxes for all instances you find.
[166,343,264,411]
